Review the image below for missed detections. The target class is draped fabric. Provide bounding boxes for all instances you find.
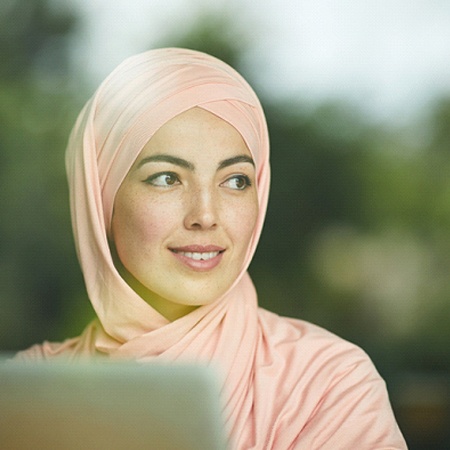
[16,49,407,449]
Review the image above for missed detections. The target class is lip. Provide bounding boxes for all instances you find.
[169,245,225,272]
[170,245,225,253]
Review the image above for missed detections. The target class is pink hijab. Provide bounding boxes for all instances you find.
[19,48,407,449]
[65,47,269,349]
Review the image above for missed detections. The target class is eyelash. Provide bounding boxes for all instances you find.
[222,175,252,190]
[143,172,252,190]
[144,172,180,187]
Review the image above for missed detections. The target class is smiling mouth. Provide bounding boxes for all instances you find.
[171,250,223,261]
[169,246,225,271]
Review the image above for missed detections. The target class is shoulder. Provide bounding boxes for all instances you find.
[13,337,83,362]
[256,307,384,402]
[256,308,389,418]
[257,307,372,368]
[13,321,100,362]
[256,308,407,449]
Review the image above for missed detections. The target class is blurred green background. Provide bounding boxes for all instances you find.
[0,1,449,448]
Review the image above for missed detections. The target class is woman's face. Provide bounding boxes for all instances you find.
[111,107,259,320]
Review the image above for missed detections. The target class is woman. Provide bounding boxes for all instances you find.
[16,48,407,449]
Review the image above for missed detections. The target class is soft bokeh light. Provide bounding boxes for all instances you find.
[69,0,450,123]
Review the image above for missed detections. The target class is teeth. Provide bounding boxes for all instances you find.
[180,251,220,261]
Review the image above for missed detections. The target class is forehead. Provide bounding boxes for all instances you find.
[136,107,252,161]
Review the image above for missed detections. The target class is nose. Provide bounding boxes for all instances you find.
[183,187,218,230]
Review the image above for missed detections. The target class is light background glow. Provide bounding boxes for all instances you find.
[69,0,450,123]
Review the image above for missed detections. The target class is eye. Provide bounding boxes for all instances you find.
[221,175,252,190]
[144,172,180,187]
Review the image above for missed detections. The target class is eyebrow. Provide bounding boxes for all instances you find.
[137,154,194,170]
[137,154,255,171]
[217,155,255,170]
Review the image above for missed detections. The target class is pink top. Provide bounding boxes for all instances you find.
[17,48,407,449]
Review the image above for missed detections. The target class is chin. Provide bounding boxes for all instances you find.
[175,294,220,307]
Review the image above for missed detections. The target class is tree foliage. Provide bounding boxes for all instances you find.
[0,0,85,350]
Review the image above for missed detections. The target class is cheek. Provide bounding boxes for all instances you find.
[112,195,177,257]
[228,196,259,250]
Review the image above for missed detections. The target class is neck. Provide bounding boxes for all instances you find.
[122,268,199,321]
